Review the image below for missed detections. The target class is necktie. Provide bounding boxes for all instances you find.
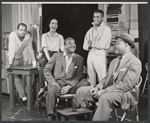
[114,56,122,72]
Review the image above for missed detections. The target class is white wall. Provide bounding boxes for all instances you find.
[2,4,40,33]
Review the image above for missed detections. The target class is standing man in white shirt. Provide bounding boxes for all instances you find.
[83,9,112,87]
[5,23,36,105]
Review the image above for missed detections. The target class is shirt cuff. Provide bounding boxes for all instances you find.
[95,86,100,90]
[68,85,72,89]
[32,61,36,66]
[9,60,13,65]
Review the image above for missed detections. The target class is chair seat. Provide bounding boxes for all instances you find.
[56,94,76,109]
[59,94,76,99]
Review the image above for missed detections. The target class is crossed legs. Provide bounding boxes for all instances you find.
[76,86,124,121]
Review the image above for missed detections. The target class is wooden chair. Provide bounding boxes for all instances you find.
[114,76,142,121]
[86,76,142,121]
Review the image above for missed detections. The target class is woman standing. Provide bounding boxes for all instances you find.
[38,17,64,94]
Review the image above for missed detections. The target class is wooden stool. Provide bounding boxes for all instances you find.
[55,107,93,121]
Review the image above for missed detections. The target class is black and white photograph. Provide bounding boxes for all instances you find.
[1,2,148,121]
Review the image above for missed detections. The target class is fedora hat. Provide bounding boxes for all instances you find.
[115,33,135,48]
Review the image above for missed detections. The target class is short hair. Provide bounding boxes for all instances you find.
[94,9,104,17]
[64,37,75,45]
[17,23,27,30]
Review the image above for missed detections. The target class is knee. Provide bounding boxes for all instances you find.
[47,89,54,95]
[39,58,48,67]
[46,86,59,97]
[76,87,85,96]
[98,94,109,104]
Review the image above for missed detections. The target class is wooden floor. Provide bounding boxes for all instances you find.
[2,90,148,121]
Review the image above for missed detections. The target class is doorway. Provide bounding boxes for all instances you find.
[42,4,98,65]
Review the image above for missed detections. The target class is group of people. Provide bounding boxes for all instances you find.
[6,9,142,121]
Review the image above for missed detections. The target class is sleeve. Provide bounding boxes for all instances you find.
[44,53,57,86]
[41,34,48,49]
[83,28,91,51]
[59,35,65,52]
[106,63,142,93]
[68,57,84,87]
[94,26,112,49]
[27,39,36,61]
[8,33,16,65]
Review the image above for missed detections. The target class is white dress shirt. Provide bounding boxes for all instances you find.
[113,52,130,79]
[63,52,74,74]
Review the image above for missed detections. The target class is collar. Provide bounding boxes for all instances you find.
[121,52,131,61]
[47,31,59,37]
[63,51,75,57]
[92,21,104,28]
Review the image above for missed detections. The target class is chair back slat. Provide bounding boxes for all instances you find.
[145,63,148,72]
[137,76,142,88]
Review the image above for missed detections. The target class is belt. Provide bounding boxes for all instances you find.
[51,51,58,53]
[48,51,58,53]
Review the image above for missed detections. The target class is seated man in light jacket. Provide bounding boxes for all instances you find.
[44,37,90,120]
[76,33,142,121]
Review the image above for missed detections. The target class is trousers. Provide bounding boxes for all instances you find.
[38,51,57,88]
[46,79,90,115]
[87,49,106,86]
[76,86,124,121]
[11,38,31,98]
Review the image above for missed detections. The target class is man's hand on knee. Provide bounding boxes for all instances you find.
[60,85,71,95]
[93,89,106,99]
[89,87,99,96]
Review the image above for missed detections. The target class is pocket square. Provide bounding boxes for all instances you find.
[74,66,78,68]
[120,68,127,71]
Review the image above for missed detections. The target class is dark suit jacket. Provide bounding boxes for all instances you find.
[97,52,142,109]
[44,52,84,88]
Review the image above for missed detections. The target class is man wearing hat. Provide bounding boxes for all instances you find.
[76,33,142,121]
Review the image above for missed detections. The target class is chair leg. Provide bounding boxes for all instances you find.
[55,112,58,121]
[56,98,59,108]
[141,74,148,95]
[114,108,119,121]
[135,105,139,121]
[121,111,127,121]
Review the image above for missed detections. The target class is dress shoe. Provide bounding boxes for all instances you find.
[60,116,66,121]
[47,116,53,121]
[47,114,54,121]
